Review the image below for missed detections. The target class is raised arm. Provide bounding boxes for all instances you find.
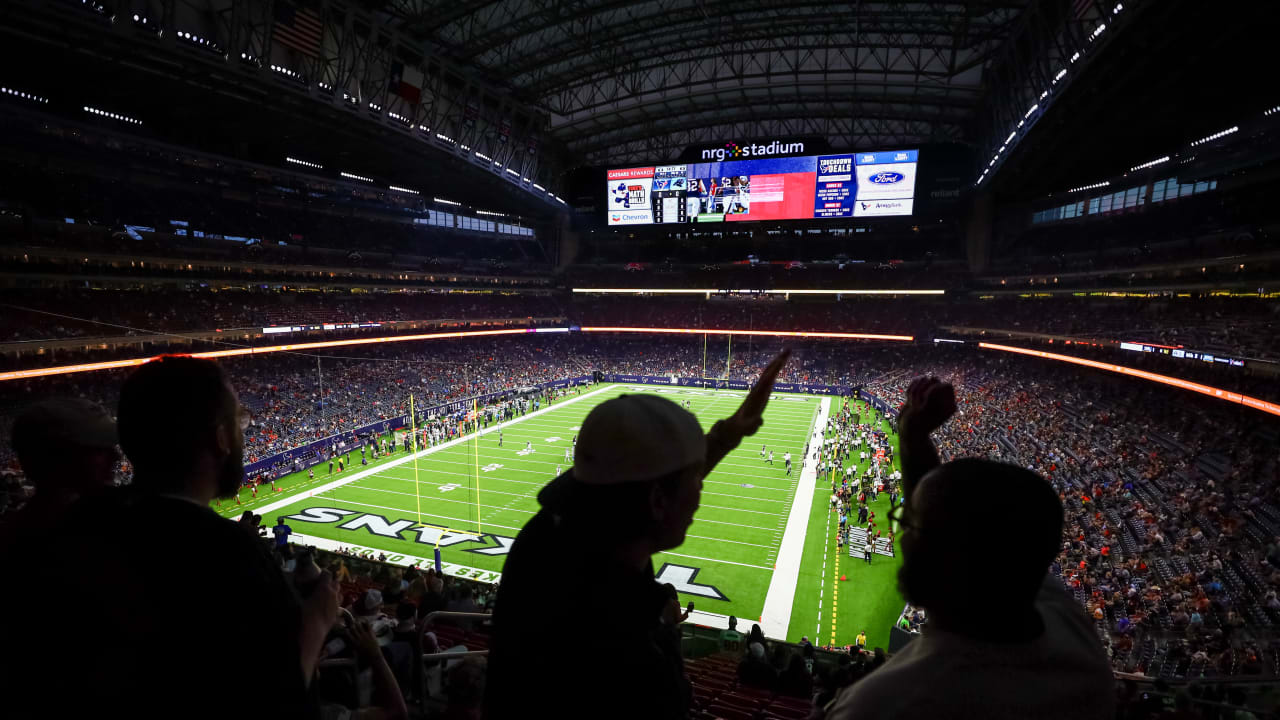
[705,350,791,474]
[897,376,957,502]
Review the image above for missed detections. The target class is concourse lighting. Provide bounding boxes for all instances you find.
[979,343,1280,418]
[340,171,373,183]
[571,288,945,296]
[388,185,419,195]
[582,327,914,341]
[433,197,461,206]
[0,329,537,382]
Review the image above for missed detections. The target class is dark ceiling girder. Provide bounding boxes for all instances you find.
[506,13,1018,89]
[570,106,965,156]
[552,85,977,139]
[446,0,1024,62]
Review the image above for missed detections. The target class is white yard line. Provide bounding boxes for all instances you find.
[244,383,616,519]
[759,396,831,641]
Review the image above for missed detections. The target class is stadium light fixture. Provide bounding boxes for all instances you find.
[475,152,492,162]
[1190,126,1238,146]
[433,197,461,206]
[1023,104,1039,119]
[1,86,49,104]
[436,133,455,143]
[978,343,1280,417]
[1068,180,1109,193]
[1265,105,1280,117]
[532,183,545,191]
[506,169,519,177]
[83,106,141,125]
[1130,156,1170,172]
[340,171,373,183]
[388,185,419,195]
[286,156,322,170]
[270,64,302,80]
[476,210,504,217]
[388,112,409,124]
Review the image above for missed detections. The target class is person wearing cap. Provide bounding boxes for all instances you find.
[485,351,791,720]
[0,397,119,551]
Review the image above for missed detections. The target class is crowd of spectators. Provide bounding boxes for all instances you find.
[3,288,1277,368]
[0,288,564,341]
[4,338,1279,687]
[3,340,1280,717]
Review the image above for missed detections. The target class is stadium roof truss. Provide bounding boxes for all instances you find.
[8,0,564,199]
[971,0,1142,188]
[379,1,1031,165]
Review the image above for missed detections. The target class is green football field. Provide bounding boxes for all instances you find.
[220,383,906,649]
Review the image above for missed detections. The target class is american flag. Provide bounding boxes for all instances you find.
[273,2,322,58]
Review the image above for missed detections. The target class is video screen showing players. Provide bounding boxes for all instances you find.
[606,148,918,225]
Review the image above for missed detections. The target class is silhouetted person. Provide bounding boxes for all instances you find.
[19,356,339,719]
[486,351,790,719]
[0,398,119,550]
[826,377,1113,720]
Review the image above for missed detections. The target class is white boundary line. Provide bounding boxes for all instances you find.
[246,383,616,520]
[759,396,830,640]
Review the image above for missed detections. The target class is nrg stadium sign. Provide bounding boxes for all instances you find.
[701,140,806,161]
[681,136,828,162]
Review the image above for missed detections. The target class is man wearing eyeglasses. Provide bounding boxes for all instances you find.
[825,377,1113,720]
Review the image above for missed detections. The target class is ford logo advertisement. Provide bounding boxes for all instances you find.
[868,171,905,184]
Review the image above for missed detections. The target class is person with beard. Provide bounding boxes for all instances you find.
[824,377,1113,720]
[485,351,791,720]
[16,356,339,719]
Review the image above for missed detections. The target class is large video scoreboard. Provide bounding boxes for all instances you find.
[605,149,919,226]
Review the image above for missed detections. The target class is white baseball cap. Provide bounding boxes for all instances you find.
[572,394,706,485]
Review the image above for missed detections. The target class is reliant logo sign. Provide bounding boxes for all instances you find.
[702,140,806,162]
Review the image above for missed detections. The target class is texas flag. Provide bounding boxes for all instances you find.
[389,61,425,104]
